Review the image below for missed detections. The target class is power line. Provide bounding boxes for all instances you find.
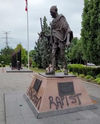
[1,31,12,47]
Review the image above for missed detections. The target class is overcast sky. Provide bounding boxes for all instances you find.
[0,0,84,51]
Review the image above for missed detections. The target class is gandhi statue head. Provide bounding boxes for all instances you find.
[50,6,58,18]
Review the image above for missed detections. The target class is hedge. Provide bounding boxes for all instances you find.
[68,64,100,78]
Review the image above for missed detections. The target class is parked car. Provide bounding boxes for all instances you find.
[87,63,95,66]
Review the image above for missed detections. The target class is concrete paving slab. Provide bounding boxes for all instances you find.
[0,112,5,122]
[4,94,21,117]
[0,103,5,112]
[4,92,100,124]
[82,81,100,99]
[6,115,24,124]
[5,100,21,117]
[4,94,16,102]
[71,117,100,124]
[64,112,85,121]
[24,116,43,124]
[90,95,100,109]
[18,100,35,118]
[0,121,5,124]
[42,117,60,124]
[78,110,98,118]
[91,109,100,116]
[5,67,33,73]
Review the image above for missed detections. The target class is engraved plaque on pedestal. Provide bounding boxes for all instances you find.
[33,79,42,92]
[58,82,75,96]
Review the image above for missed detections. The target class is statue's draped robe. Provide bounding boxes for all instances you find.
[51,14,71,42]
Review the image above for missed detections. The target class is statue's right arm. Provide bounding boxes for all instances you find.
[39,32,50,41]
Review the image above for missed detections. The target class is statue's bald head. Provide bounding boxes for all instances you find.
[50,6,58,14]
[50,6,58,18]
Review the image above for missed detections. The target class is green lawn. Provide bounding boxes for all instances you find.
[29,67,45,73]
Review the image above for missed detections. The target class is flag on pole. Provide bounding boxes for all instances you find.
[25,0,27,11]
[25,0,29,69]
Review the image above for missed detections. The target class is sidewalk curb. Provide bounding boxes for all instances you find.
[82,80,100,88]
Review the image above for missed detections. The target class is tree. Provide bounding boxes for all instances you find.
[88,0,100,64]
[33,40,43,68]
[0,46,14,65]
[1,46,14,55]
[33,16,51,68]
[40,16,51,68]
[29,50,35,58]
[67,38,83,64]
[81,0,90,62]
[81,0,100,65]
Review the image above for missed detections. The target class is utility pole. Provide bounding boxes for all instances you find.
[1,31,12,47]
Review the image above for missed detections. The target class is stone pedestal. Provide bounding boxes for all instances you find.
[24,73,96,118]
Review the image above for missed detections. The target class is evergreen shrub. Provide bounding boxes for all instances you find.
[94,78,100,83]
[68,64,100,78]
[85,75,92,79]
[79,74,85,78]
[97,80,100,84]
[96,73,100,78]
[85,75,94,81]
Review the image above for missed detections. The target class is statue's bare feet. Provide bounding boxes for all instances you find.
[64,69,68,75]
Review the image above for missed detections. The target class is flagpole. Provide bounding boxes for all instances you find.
[26,0,29,69]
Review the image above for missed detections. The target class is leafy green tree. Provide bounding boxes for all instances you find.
[66,37,79,61]
[1,46,14,56]
[29,49,36,67]
[33,40,43,68]
[81,0,90,62]
[88,0,100,64]
[29,50,35,58]
[81,0,100,65]
[67,38,83,64]
[0,46,14,65]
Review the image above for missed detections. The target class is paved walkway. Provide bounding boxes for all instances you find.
[0,67,100,124]
[0,67,33,124]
